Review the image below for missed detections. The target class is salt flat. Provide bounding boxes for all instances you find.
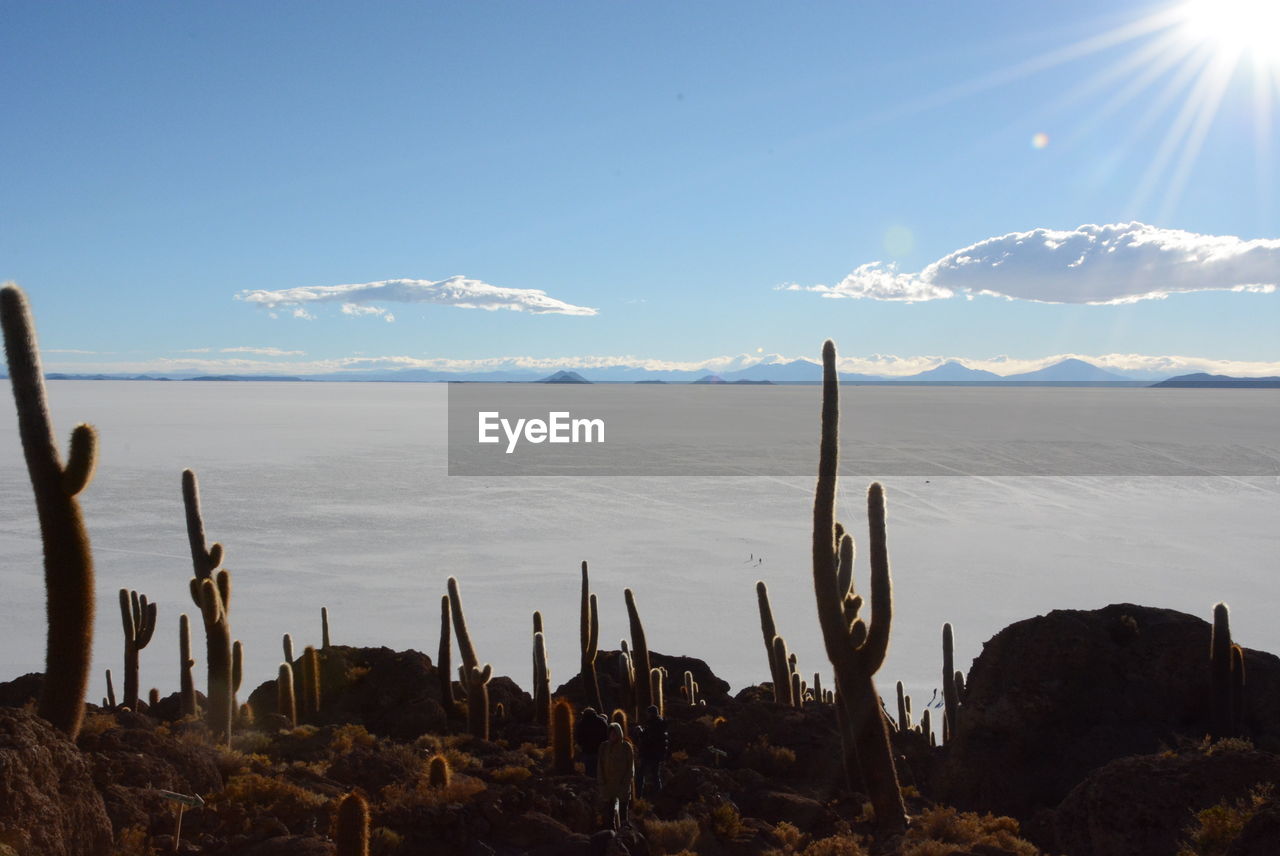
[0,380,1276,721]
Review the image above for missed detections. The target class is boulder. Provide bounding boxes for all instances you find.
[937,604,1280,820]
[0,707,112,856]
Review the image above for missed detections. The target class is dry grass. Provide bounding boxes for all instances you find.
[489,764,532,784]
[381,771,486,810]
[217,772,328,823]
[1177,784,1274,856]
[900,806,1038,856]
[643,816,700,854]
[741,738,797,776]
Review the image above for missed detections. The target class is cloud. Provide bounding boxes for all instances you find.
[784,222,1280,304]
[44,348,98,355]
[239,276,598,318]
[219,346,306,357]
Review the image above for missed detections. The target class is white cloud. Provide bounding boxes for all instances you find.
[341,303,396,323]
[219,346,306,357]
[44,348,98,355]
[239,276,598,318]
[785,222,1280,304]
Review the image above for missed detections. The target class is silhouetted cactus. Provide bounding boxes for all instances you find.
[684,670,697,706]
[179,614,197,716]
[181,469,222,600]
[771,636,794,707]
[650,668,664,716]
[811,340,906,834]
[618,650,635,714]
[321,607,331,650]
[756,581,792,704]
[335,791,370,856]
[624,588,653,714]
[813,672,823,704]
[580,562,603,711]
[896,681,910,732]
[1231,644,1246,734]
[438,595,454,707]
[105,669,116,709]
[552,698,575,774]
[1211,602,1235,737]
[301,644,321,722]
[428,753,452,788]
[790,672,803,708]
[1,284,98,738]
[118,589,157,711]
[232,639,244,712]
[533,630,551,726]
[198,578,233,743]
[149,688,160,709]
[943,623,959,743]
[448,577,492,739]
[278,663,297,726]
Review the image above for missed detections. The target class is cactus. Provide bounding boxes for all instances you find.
[105,669,116,709]
[283,632,294,663]
[756,581,793,704]
[811,340,906,834]
[1211,603,1235,737]
[896,681,910,732]
[1231,644,1246,733]
[942,623,960,743]
[148,688,160,709]
[238,702,253,727]
[580,562,603,711]
[790,671,803,709]
[437,595,454,706]
[650,668,664,717]
[684,670,697,706]
[921,708,932,742]
[447,577,492,739]
[199,579,233,743]
[771,636,794,706]
[179,614,197,716]
[321,607,331,650]
[611,708,629,734]
[232,639,244,712]
[618,650,635,714]
[1,284,98,738]
[301,645,321,722]
[813,672,823,704]
[335,791,370,856]
[278,663,297,726]
[181,469,223,600]
[533,630,551,727]
[118,589,157,711]
[427,753,452,788]
[552,698,575,774]
[624,588,653,714]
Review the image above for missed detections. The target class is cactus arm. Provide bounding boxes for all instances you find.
[859,483,893,674]
[836,527,855,598]
[181,469,223,585]
[624,588,653,711]
[61,425,97,496]
[447,576,479,672]
[438,594,453,705]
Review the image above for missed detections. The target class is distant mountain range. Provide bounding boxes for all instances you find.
[1151,373,1280,388]
[21,358,1273,385]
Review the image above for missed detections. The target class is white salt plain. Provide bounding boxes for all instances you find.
[0,381,1277,716]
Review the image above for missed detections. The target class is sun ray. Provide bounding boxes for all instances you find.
[1158,50,1243,219]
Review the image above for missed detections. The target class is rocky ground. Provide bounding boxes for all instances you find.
[2,603,1278,856]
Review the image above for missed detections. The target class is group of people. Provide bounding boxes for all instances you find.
[575,704,669,829]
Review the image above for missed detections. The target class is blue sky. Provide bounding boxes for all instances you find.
[3,0,1278,376]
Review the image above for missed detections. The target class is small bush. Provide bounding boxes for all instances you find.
[741,738,796,776]
[1178,784,1274,856]
[382,772,486,810]
[643,817,700,854]
[799,833,868,856]
[490,765,531,784]
[330,723,377,754]
[218,772,328,824]
[706,800,748,841]
[79,711,118,738]
[900,806,1038,856]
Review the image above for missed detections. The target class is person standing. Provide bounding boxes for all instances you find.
[636,704,668,797]
[597,722,635,829]
[576,707,609,778]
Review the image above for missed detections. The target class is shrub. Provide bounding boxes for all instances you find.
[642,817,700,854]
[799,834,868,856]
[1177,784,1274,856]
[741,738,796,776]
[218,772,328,826]
[490,765,532,784]
[706,800,748,841]
[382,772,486,810]
[900,806,1038,856]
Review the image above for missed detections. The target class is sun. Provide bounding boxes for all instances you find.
[1179,0,1280,64]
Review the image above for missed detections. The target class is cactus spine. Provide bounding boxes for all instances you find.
[118,589,157,711]
[580,561,603,711]
[179,614,197,716]
[533,630,551,727]
[1,284,98,738]
[278,663,297,726]
[811,340,905,834]
[624,588,653,714]
[552,698,575,774]
[448,576,492,739]
[437,594,454,707]
[757,581,792,704]
[335,791,370,856]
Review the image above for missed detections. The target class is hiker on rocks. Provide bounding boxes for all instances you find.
[577,706,610,778]
[635,704,668,796]
[597,721,635,829]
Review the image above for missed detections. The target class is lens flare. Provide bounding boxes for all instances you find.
[1031,132,1050,149]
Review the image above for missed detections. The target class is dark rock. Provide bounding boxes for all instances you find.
[1228,800,1280,856]
[555,650,731,711]
[240,835,335,856]
[937,604,1280,821]
[1053,746,1280,856]
[0,672,43,708]
[0,707,112,856]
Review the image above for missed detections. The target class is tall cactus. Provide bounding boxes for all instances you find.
[1231,644,1246,734]
[105,669,116,709]
[198,578,233,743]
[552,698,575,774]
[448,576,492,739]
[942,623,959,743]
[1211,602,1234,737]
[580,562,603,711]
[277,663,297,727]
[232,639,244,713]
[771,636,794,706]
[179,614,197,716]
[896,681,910,732]
[1,284,98,738]
[301,645,321,721]
[624,588,653,713]
[757,581,792,704]
[811,340,905,834]
[118,589,157,711]
[438,595,454,706]
[181,469,222,596]
[321,607,331,650]
[533,630,551,727]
